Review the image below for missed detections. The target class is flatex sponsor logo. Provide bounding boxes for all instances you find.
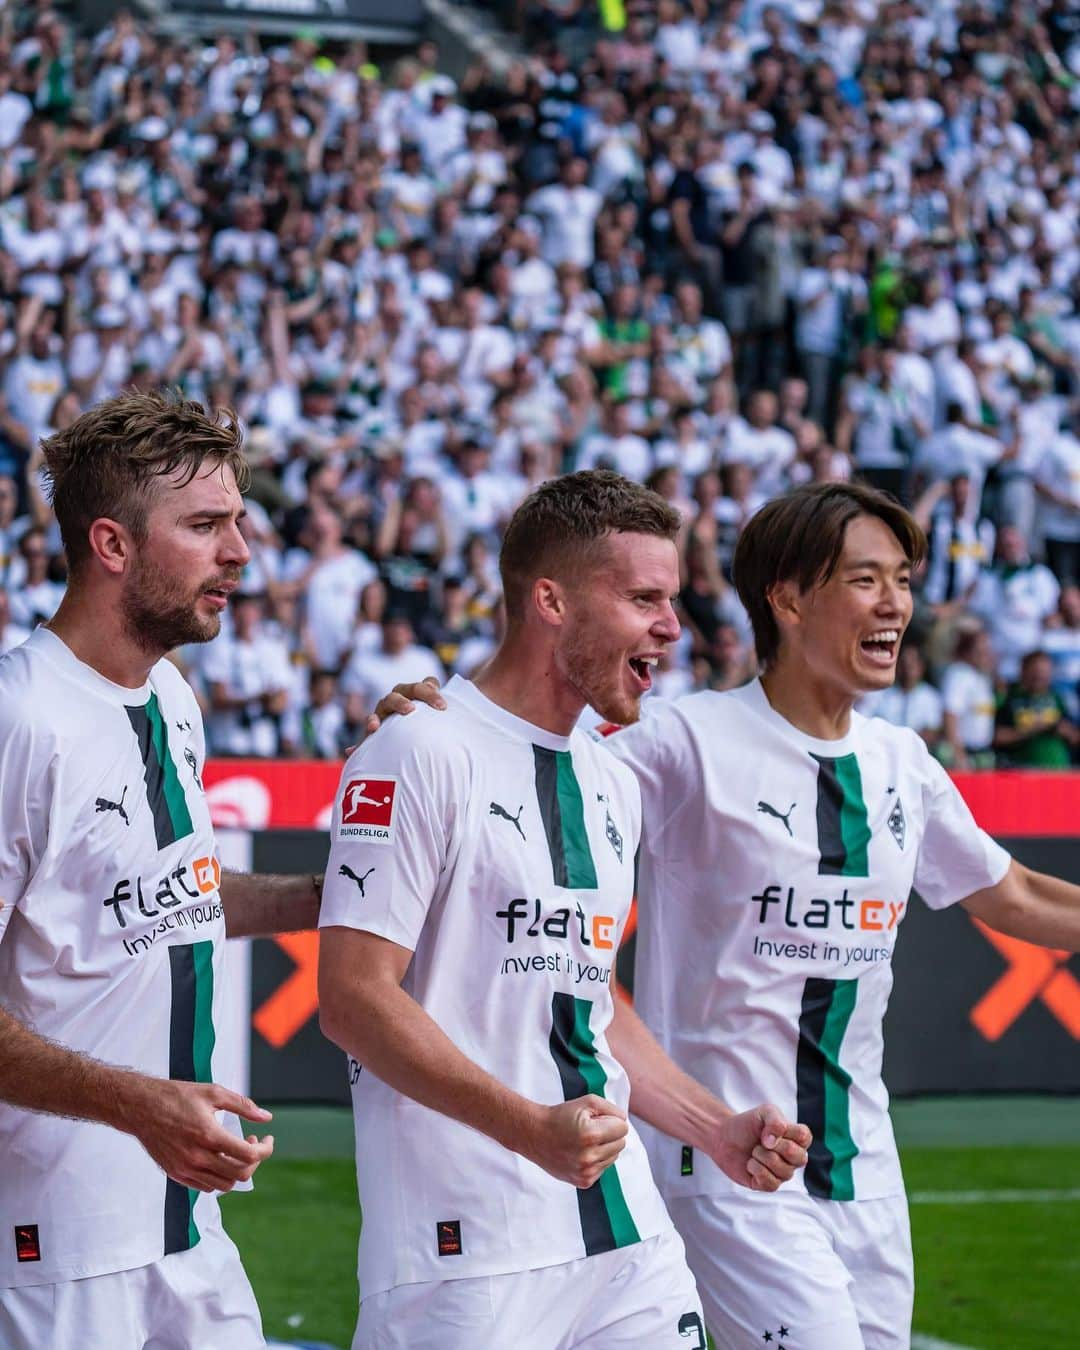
[337,777,398,845]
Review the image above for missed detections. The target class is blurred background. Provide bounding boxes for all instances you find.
[0,0,1077,1341]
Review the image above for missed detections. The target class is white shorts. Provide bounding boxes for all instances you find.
[353,1226,705,1350]
[669,1189,913,1350]
[0,1206,264,1350]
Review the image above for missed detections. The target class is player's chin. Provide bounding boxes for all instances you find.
[591,684,642,727]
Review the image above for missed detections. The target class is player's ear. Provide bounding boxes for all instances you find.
[87,517,132,576]
[766,578,802,630]
[532,576,567,628]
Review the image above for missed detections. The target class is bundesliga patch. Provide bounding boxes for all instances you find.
[338,777,399,845]
[14,1225,40,1262]
[436,1219,462,1256]
[887,796,906,850]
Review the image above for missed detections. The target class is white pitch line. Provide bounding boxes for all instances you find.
[912,1337,980,1350]
[910,1187,1080,1205]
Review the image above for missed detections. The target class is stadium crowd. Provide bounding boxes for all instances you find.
[0,0,1077,765]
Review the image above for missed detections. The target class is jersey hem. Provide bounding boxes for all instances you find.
[359,1216,674,1297]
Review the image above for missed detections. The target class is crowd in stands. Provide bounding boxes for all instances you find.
[0,0,1077,764]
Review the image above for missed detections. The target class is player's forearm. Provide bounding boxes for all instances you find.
[220,870,321,938]
[319,975,543,1159]
[607,996,731,1151]
[0,1004,155,1131]
[965,860,1080,951]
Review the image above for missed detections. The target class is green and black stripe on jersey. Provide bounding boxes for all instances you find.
[797,753,869,1198]
[533,747,598,889]
[549,993,640,1255]
[796,977,858,1200]
[164,941,216,1253]
[126,692,195,849]
[811,752,871,877]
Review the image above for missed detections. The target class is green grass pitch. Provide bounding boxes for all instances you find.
[222,1099,1080,1349]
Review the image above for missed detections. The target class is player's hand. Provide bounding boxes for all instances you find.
[126,1078,275,1193]
[364,676,447,737]
[709,1105,811,1192]
[523,1095,629,1189]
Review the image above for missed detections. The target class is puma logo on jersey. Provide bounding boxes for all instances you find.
[339,864,375,897]
[757,799,796,836]
[95,786,130,826]
[490,801,526,841]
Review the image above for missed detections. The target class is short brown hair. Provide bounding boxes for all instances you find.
[41,389,250,575]
[499,470,680,619]
[732,482,926,668]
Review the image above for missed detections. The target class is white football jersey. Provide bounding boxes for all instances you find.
[606,679,1010,1203]
[320,676,671,1296]
[0,628,232,1286]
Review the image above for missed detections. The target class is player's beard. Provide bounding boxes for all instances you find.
[560,620,642,728]
[121,552,236,655]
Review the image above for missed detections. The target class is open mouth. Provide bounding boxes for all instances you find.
[202,585,235,608]
[628,654,660,690]
[860,629,900,664]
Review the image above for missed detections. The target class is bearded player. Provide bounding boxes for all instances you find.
[318,471,811,1350]
[0,391,320,1348]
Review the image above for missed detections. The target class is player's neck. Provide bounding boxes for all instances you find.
[760,661,855,741]
[473,633,583,737]
[45,590,160,689]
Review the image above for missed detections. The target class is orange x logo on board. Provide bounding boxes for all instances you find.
[253,931,320,1048]
[969,919,1080,1041]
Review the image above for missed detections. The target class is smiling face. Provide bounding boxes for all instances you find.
[772,514,913,698]
[555,532,681,725]
[120,461,249,655]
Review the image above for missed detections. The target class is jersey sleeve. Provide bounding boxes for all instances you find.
[600,699,694,839]
[319,713,452,952]
[0,719,53,944]
[913,751,1011,910]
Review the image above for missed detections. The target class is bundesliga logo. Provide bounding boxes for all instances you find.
[338,777,398,845]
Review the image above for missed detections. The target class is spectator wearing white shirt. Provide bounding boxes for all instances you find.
[2,303,64,450]
[281,668,348,759]
[794,244,866,430]
[914,402,1008,522]
[439,440,515,552]
[525,157,603,270]
[863,643,944,748]
[412,78,467,174]
[0,587,31,655]
[941,627,999,770]
[6,527,64,628]
[282,499,378,671]
[340,611,444,725]
[576,398,653,482]
[1042,586,1080,721]
[1035,419,1080,587]
[201,591,292,757]
[724,388,797,500]
[970,526,1061,682]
